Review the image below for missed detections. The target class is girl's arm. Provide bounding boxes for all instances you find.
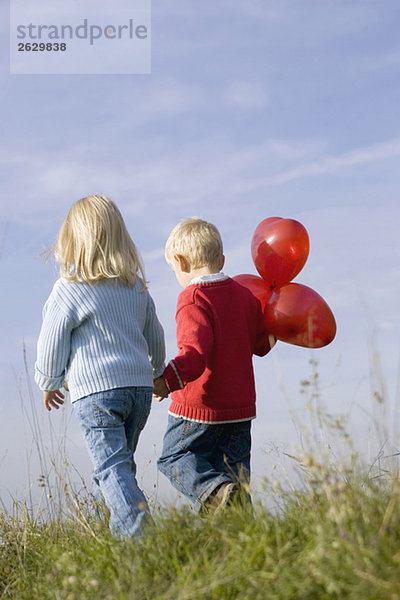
[143,294,166,378]
[35,296,75,394]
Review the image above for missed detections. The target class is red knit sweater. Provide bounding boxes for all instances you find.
[163,277,273,423]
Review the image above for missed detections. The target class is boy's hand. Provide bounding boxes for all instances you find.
[43,390,65,412]
[153,377,170,402]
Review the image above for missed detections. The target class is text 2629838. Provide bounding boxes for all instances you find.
[18,42,67,52]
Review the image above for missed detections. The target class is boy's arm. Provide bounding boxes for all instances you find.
[254,303,276,357]
[163,301,213,393]
[254,332,276,356]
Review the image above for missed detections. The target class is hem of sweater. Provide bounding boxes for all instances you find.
[168,410,255,425]
[69,376,154,402]
[168,400,255,424]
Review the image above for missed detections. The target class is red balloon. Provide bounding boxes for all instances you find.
[251,218,310,288]
[233,274,273,310]
[264,283,336,348]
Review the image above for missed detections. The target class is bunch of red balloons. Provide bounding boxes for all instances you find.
[234,217,336,348]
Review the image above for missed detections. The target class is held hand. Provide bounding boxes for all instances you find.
[43,390,65,412]
[153,377,170,402]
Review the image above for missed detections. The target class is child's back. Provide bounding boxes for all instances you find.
[35,195,165,538]
[37,277,164,402]
[165,276,270,423]
[155,217,274,512]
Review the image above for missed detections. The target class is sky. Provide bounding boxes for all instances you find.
[1,0,400,511]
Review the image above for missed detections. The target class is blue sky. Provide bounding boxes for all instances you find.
[1,0,400,508]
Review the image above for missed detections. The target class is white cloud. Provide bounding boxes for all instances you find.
[133,79,208,115]
[2,134,400,226]
[230,136,400,193]
[99,78,270,121]
[222,80,269,110]
[155,0,288,21]
[356,51,400,73]
[0,136,317,220]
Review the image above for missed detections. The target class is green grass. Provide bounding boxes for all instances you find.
[2,465,400,600]
[3,355,399,598]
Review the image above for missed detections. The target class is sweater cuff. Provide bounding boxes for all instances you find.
[34,365,65,391]
[163,361,185,392]
[153,362,166,379]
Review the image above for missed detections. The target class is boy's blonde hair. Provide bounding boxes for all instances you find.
[53,194,147,288]
[165,217,223,270]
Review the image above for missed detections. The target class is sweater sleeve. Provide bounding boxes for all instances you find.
[143,293,166,378]
[163,300,213,392]
[34,295,76,391]
[254,300,276,357]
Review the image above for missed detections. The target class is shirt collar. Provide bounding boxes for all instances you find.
[189,272,229,286]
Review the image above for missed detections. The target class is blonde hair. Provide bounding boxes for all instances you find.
[53,194,147,289]
[165,217,223,270]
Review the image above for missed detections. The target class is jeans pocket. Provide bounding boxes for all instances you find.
[136,390,152,431]
[79,391,131,429]
[225,422,251,461]
[178,420,211,451]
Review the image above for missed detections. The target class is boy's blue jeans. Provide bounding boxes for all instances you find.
[158,415,252,511]
[74,386,152,538]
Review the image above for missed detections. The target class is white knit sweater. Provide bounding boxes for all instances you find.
[35,278,165,402]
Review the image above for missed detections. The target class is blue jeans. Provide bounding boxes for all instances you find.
[74,386,152,538]
[158,415,252,511]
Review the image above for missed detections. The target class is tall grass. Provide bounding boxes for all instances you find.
[1,470,400,599]
[1,356,400,599]
[15,341,91,524]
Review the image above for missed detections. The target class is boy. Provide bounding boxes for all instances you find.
[154,217,274,512]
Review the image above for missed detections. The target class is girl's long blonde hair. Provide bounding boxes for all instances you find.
[53,195,147,289]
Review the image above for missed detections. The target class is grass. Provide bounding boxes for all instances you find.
[1,455,400,599]
[2,357,400,599]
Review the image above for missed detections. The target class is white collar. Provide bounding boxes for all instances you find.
[189,272,229,286]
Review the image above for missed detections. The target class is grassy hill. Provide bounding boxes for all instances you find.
[2,358,399,599]
[1,459,400,600]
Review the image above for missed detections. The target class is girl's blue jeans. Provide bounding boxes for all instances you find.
[158,415,252,511]
[74,386,152,538]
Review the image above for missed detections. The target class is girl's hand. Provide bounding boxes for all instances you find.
[43,390,65,412]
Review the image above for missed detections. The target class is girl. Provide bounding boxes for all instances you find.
[35,195,165,538]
